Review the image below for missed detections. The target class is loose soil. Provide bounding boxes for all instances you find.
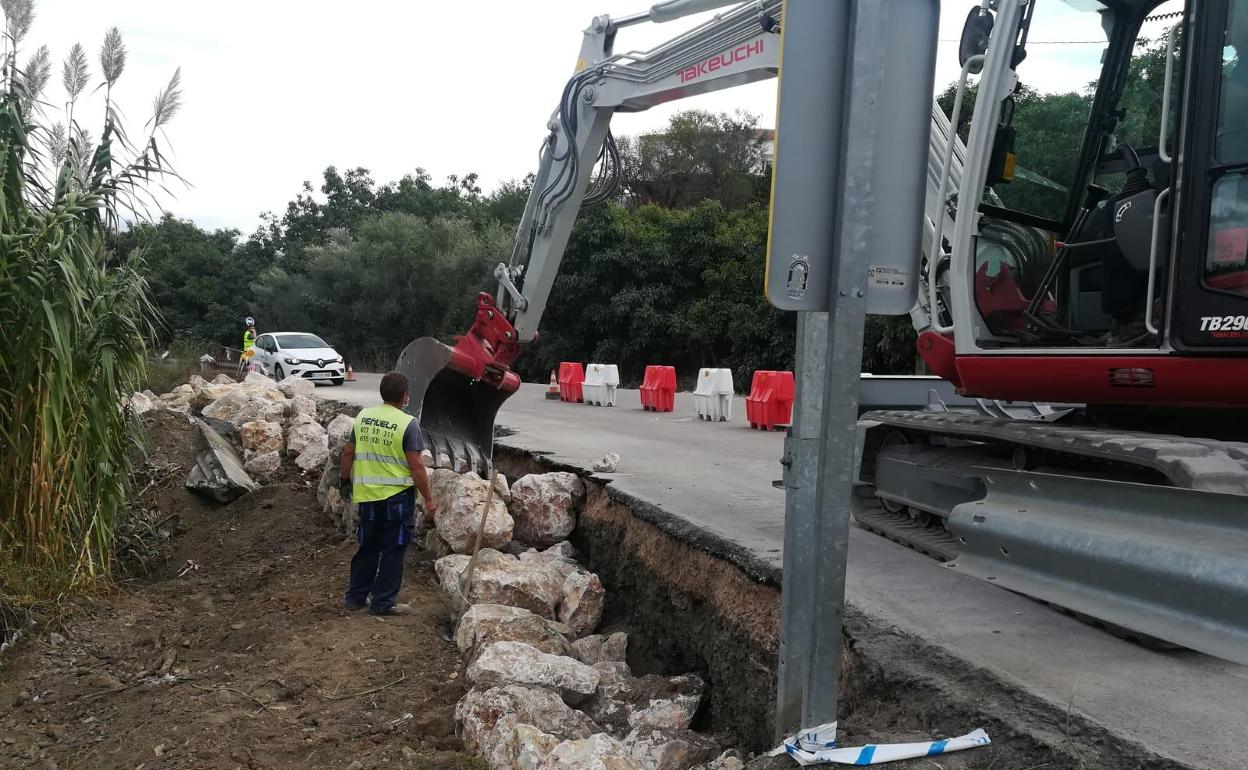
[0,411,484,770]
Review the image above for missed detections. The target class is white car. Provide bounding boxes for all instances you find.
[251,332,346,385]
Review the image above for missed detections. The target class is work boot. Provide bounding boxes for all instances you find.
[369,603,412,617]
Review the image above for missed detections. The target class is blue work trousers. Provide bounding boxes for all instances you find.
[345,487,416,614]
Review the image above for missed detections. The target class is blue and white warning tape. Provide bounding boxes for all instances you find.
[770,721,991,766]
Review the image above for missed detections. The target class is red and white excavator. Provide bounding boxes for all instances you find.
[398,0,1248,664]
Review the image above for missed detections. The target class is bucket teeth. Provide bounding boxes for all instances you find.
[396,337,515,476]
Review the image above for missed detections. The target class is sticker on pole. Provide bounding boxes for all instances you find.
[769,721,991,766]
[786,255,811,301]
[867,265,909,289]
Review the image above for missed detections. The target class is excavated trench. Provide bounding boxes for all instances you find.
[494,445,1195,770]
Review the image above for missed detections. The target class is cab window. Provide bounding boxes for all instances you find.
[1205,0,1248,297]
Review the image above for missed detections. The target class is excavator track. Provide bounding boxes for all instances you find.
[850,484,960,562]
[853,410,1248,662]
[860,409,1248,494]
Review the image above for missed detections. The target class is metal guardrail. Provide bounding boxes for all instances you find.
[947,467,1248,664]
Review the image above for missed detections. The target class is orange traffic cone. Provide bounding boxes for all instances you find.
[345,363,356,382]
[545,369,559,400]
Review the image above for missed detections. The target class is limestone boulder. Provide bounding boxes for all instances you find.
[593,452,621,473]
[425,529,454,559]
[239,420,284,456]
[289,393,317,419]
[243,371,285,395]
[190,383,237,410]
[584,672,705,736]
[558,570,605,638]
[188,374,211,391]
[505,724,561,770]
[467,641,599,704]
[210,373,236,385]
[277,374,315,398]
[243,450,282,480]
[159,386,195,410]
[455,685,597,770]
[592,662,632,688]
[435,551,564,618]
[690,751,745,770]
[623,726,722,770]
[286,420,327,457]
[202,390,285,429]
[571,632,628,666]
[421,449,435,468]
[455,604,573,663]
[509,472,585,547]
[539,733,642,770]
[326,414,355,450]
[128,391,156,415]
[433,470,514,554]
[296,440,330,472]
[517,542,581,583]
[317,432,357,530]
[493,474,512,503]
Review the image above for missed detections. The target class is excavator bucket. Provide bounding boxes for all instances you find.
[396,294,523,475]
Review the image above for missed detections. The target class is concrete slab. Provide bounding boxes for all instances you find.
[326,375,1248,769]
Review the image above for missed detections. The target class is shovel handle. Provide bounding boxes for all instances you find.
[457,468,499,606]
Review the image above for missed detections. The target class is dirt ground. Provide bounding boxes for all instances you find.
[0,411,485,770]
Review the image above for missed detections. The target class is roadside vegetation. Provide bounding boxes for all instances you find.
[0,1,180,617]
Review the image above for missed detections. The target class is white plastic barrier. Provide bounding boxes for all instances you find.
[694,368,734,421]
[582,363,620,407]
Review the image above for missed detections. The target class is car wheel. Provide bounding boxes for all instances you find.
[274,364,285,381]
[331,377,345,386]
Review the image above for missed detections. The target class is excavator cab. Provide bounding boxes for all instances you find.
[919,0,1248,408]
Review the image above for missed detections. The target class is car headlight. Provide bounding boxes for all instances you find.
[284,357,299,365]
[335,356,343,364]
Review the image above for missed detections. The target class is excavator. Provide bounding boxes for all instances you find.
[397,0,1248,665]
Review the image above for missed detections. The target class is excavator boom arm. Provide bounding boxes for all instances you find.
[401,0,966,473]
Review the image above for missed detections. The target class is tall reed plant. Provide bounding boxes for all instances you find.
[0,0,181,599]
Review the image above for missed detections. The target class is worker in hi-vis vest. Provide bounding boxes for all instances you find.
[337,371,437,615]
[242,316,257,353]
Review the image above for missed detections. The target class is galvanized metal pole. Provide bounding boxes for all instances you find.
[772,0,940,738]
[805,0,940,730]
[769,0,851,738]
[775,311,828,737]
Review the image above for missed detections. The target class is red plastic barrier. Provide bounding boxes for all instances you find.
[746,370,795,430]
[639,365,677,412]
[558,362,585,403]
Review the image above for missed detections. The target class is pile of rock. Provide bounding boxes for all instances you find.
[411,465,740,770]
[129,371,333,490]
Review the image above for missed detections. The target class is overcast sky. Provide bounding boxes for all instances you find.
[27,0,1178,234]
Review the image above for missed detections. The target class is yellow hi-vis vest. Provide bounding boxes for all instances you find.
[351,404,416,503]
[242,329,256,351]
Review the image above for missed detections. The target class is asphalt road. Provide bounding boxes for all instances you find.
[327,373,1248,769]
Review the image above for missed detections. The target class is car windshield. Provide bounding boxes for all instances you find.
[275,333,328,350]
